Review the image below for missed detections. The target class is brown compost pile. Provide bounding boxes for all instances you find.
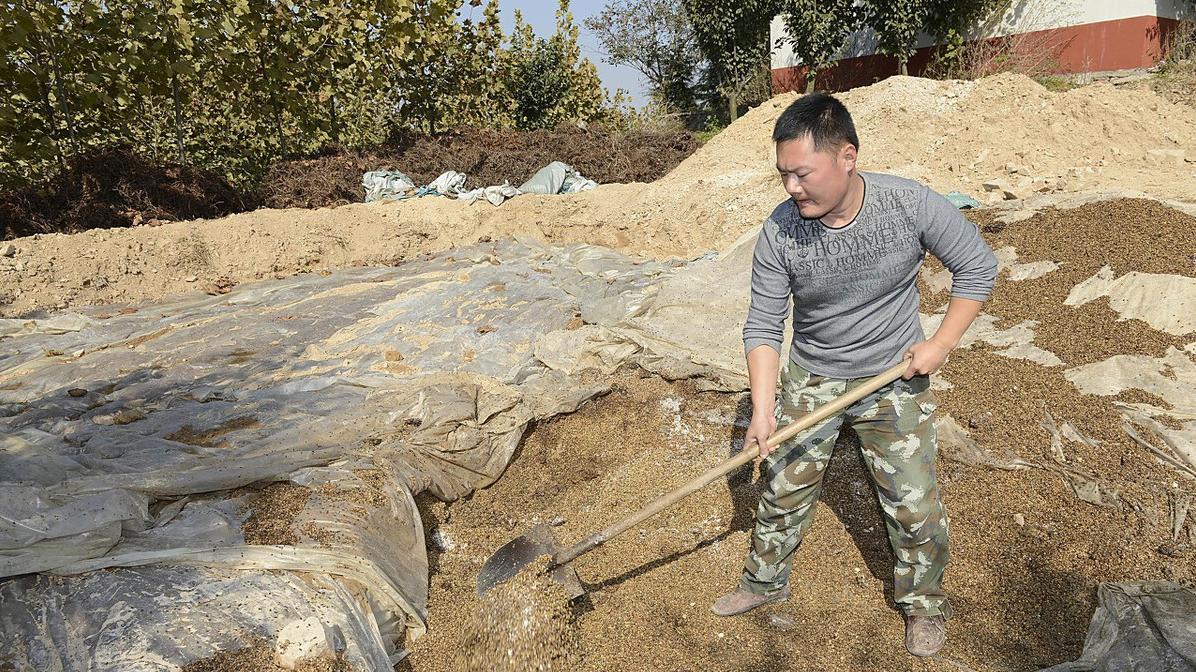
[0,147,252,240]
[257,127,700,210]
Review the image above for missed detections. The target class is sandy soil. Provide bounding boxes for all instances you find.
[4,73,1195,318]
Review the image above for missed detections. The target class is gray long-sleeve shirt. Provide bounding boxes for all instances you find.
[743,171,998,378]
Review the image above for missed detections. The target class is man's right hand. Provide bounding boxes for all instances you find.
[744,344,782,463]
[746,411,778,462]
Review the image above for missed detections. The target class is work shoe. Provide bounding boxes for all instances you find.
[710,584,790,616]
[904,613,947,657]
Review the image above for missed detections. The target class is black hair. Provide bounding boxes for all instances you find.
[772,92,859,152]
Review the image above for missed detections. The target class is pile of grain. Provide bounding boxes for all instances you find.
[455,563,580,672]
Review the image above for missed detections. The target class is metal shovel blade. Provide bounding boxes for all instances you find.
[476,523,585,599]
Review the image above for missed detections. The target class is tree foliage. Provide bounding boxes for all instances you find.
[584,0,702,115]
[860,0,1010,75]
[860,0,929,76]
[0,0,614,190]
[773,0,1012,85]
[777,0,864,91]
[681,0,778,121]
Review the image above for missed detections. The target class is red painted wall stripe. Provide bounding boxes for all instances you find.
[772,15,1182,93]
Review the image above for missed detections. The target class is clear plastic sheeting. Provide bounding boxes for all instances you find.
[0,566,395,672]
[0,238,670,669]
[1037,582,1196,672]
[1065,345,1196,480]
[1065,266,1196,336]
[0,312,100,338]
[535,228,760,392]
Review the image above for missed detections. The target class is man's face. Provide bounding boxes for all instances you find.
[775,134,857,220]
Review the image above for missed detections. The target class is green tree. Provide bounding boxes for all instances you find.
[681,0,778,121]
[502,2,610,130]
[553,0,608,125]
[584,0,702,115]
[861,0,927,76]
[504,10,570,129]
[0,0,616,191]
[777,0,863,92]
[437,0,514,129]
[861,0,1008,76]
[0,2,69,179]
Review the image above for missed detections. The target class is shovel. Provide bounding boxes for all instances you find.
[476,359,910,598]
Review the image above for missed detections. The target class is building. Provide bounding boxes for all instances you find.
[770,0,1191,93]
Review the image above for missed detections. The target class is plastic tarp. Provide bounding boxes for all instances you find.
[362,170,416,202]
[0,238,672,670]
[1037,582,1196,672]
[517,161,597,195]
[457,184,521,207]
[1065,266,1196,336]
[417,170,467,197]
[363,162,597,207]
[535,228,758,392]
[946,191,983,209]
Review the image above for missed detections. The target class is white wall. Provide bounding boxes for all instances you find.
[771,0,1188,69]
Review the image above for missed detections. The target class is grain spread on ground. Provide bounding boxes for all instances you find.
[402,364,1191,672]
[454,559,580,672]
[400,199,1195,672]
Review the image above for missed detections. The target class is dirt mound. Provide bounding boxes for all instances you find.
[0,148,252,240]
[647,72,1196,237]
[3,73,1196,318]
[257,128,699,210]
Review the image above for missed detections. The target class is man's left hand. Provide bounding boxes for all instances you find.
[903,339,952,379]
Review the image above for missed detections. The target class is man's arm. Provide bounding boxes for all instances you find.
[907,188,998,378]
[905,296,983,377]
[747,344,782,456]
[742,223,791,458]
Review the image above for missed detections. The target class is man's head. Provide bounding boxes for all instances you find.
[772,93,860,220]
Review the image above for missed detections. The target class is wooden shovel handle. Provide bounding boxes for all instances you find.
[552,359,910,567]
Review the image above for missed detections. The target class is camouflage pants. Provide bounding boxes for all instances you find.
[739,359,952,618]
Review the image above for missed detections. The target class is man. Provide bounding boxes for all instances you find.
[711,93,997,657]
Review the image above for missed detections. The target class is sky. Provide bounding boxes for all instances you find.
[459,0,652,107]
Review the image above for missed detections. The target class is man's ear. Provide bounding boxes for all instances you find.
[840,143,858,172]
